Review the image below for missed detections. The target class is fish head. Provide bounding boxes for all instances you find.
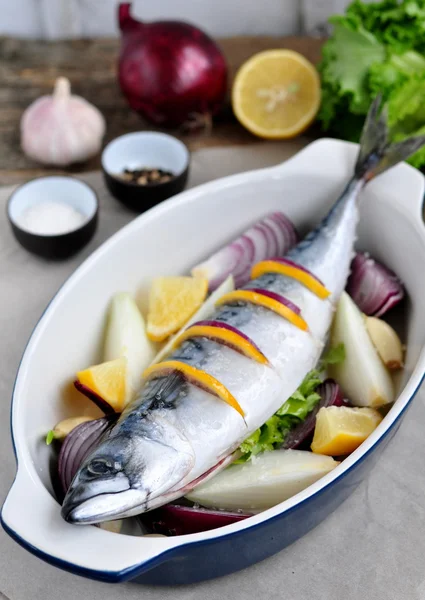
[61,417,195,525]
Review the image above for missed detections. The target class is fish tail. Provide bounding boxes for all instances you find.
[355,94,425,182]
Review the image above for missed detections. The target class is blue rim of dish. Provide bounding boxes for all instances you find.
[2,292,424,582]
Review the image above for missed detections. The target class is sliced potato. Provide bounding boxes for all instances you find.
[328,292,394,408]
[104,292,155,403]
[98,520,123,534]
[365,316,403,370]
[186,450,339,512]
[50,416,95,441]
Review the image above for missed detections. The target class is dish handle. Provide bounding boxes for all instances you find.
[271,138,425,225]
[1,465,179,582]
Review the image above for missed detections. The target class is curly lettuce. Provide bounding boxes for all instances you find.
[318,0,425,167]
[236,344,345,462]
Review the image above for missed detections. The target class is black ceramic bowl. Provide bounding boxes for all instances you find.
[7,176,98,259]
[101,132,190,213]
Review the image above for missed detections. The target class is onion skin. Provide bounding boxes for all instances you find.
[282,379,348,450]
[58,416,115,493]
[146,504,250,536]
[346,252,405,317]
[118,3,228,128]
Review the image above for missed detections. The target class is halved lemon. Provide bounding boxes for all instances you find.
[232,49,321,139]
[147,276,208,342]
[311,406,382,456]
[77,357,127,413]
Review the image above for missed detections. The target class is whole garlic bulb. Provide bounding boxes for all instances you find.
[21,77,106,166]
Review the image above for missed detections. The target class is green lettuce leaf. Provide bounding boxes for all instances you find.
[320,22,386,115]
[345,0,425,54]
[388,76,425,166]
[368,51,425,100]
[318,0,425,168]
[236,345,345,462]
[321,343,346,366]
[46,430,55,445]
[388,75,425,131]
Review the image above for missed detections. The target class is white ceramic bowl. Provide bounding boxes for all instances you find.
[7,176,98,259]
[2,139,425,584]
[101,132,190,213]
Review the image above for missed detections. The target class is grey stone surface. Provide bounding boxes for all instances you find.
[1,142,424,599]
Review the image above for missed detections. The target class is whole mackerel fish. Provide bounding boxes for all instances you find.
[62,97,425,524]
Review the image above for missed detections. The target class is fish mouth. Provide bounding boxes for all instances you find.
[62,488,148,525]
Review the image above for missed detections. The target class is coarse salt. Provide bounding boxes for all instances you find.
[17,202,86,235]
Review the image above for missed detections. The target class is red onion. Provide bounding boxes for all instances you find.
[58,416,115,493]
[117,3,228,128]
[272,212,298,249]
[248,288,301,315]
[256,222,277,257]
[346,252,405,317]
[74,380,116,416]
[282,379,348,450]
[146,503,250,536]
[191,212,298,290]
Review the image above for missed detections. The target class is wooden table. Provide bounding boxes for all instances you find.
[0,36,324,186]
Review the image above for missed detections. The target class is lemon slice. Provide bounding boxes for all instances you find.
[147,276,208,342]
[172,323,269,365]
[232,49,321,139]
[143,360,245,417]
[216,290,308,331]
[77,357,127,413]
[311,406,382,456]
[251,259,330,300]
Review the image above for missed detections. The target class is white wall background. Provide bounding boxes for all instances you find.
[0,0,354,39]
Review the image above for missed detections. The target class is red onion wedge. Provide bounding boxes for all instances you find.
[191,212,298,291]
[58,416,115,493]
[346,252,405,317]
[146,504,251,536]
[282,379,348,450]
[74,380,116,416]
[271,212,298,250]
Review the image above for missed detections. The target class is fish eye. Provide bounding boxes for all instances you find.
[87,458,115,476]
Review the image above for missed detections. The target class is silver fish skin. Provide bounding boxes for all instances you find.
[61,96,425,524]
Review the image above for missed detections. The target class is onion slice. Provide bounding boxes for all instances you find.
[346,252,405,317]
[58,416,115,493]
[146,503,251,536]
[191,212,298,291]
[282,379,348,450]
